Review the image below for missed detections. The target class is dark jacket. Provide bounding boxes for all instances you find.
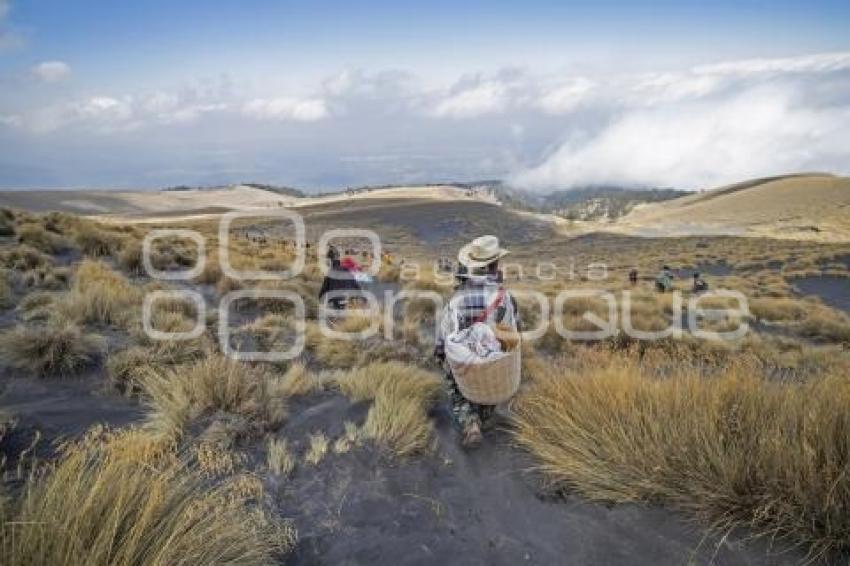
[319,268,362,300]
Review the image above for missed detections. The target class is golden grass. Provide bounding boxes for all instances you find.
[70,221,122,257]
[141,356,286,440]
[60,260,142,327]
[266,437,295,476]
[512,354,850,560]
[0,244,52,271]
[748,297,810,321]
[334,362,442,456]
[117,240,144,275]
[333,421,361,454]
[0,270,13,309]
[1,428,294,564]
[274,362,321,398]
[16,223,70,254]
[304,432,329,465]
[0,318,105,376]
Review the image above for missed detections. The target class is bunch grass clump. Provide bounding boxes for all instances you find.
[1,428,294,564]
[60,260,142,327]
[141,355,286,440]
[512,354,850,560]
[0,318,105,376]
[334,361,442,456]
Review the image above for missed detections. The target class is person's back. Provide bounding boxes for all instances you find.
[319,261,362,309]
[656,265,674,292]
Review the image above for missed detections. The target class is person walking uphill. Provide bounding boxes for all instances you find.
[435,235,521,449]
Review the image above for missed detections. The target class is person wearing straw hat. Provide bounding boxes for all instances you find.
[435,235,520,448]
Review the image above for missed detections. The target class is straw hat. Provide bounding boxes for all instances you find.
[458,235,510,269]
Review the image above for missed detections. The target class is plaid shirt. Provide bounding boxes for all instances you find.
[437,275,518,349]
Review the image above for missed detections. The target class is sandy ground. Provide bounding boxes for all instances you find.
[792,276,850,314]
[0,184,495,224]
[608,175,850,243]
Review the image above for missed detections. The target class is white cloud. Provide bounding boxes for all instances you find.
[628,72,721,105]
[4,50,850,191]
[692,51,850,77]
[242,97,329,121]
[32,60,72,83]
[142,91,180,114]
[75,96,133,121]
[432,80,509,118]
[512,86,850,190]
[536,77,595,114]
[163,103,228,124]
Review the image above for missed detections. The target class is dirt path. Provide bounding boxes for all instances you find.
[274,391,793,565]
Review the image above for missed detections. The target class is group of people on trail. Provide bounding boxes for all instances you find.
[320,234,522,449]
[652,265,709,293]
[320,232,720,452]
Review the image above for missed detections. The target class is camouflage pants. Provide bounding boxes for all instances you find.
[444,369,495,430]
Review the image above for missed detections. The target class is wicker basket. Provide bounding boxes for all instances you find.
[446,343,522,405]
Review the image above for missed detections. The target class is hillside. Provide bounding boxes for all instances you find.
[494,185,687,221]
[0,183,493,221]
[612,174,850,241]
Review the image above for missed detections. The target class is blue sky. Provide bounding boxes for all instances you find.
[1,0,849,190]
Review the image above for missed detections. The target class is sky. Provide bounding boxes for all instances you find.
[0,0,849,192]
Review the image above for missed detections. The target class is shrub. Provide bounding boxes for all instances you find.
[512,356,850,560]
[1,429,294,564]
[0,319,105,376]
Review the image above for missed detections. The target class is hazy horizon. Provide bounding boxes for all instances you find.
[1,0,849,191]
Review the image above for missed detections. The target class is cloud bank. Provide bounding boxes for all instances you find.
[1,50,849,189]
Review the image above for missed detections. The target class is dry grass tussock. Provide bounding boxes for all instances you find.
[70,219,123,257]
[304,432,329,465]
[140,355,288,441]
[15,222,71,254]
[0,317,105,376]
[334,361,442,456]
[0,427,294,565]
[512,353,850,560]
[59,260,142,327]
[266,437,295,476]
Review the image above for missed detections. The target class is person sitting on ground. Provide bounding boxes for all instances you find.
[655,265,675,292]
[692,272,709,293]
[435,235,519,448]
[319,256,362,310]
